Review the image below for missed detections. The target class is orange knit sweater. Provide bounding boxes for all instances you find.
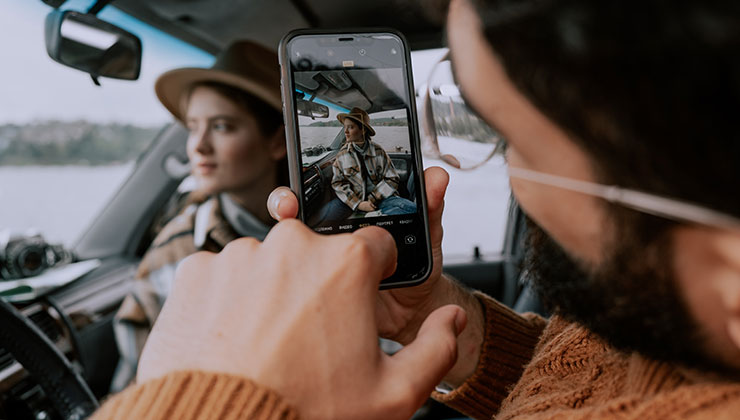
[92,294,740,419]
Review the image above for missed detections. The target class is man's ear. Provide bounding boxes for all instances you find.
[268,127,288,161]
[674,227,740,358]
[711,232,740,351]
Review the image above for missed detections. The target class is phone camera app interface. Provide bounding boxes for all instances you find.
[288,34,428,282]
[290,37,420,226]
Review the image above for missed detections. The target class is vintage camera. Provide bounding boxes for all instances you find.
[0,231,72,280]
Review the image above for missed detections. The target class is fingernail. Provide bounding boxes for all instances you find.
[729,319,740,349]
[275,194,285,215]
[268,190,287,220]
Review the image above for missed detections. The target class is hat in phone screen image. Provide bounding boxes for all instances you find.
[155,40,282,122]
[337,107,376,136]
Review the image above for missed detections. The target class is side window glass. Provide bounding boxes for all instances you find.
[0,1,213,248]
[412,49,511,262]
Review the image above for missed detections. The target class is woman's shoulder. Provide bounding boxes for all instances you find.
[335,145,351,157]
[136,195,224,280]
[368,141,391,157]
[333,146,355,165]
[149,193,216,248]
[149,202,200,249]
[136,203,200,281]
[364,139,384,151]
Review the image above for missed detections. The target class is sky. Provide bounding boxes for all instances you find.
[0,0,214,126]
[0,0,445,127]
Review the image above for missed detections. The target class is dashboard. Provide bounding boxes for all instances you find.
[0,258,137,419]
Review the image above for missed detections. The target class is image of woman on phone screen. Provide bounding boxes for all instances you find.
[323,107,416,221]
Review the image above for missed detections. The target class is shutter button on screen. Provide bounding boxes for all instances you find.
[404,235,416,245]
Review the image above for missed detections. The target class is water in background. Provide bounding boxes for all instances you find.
[0,164,134,246]
[299,126,411,153]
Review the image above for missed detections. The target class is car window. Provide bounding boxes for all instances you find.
[411,49,511,261]
[0,0,213,247]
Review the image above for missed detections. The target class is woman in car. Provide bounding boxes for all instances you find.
[110,40,287,390]
[325,107,416,220]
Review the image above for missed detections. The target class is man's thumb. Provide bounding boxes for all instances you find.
[390,305,466,395]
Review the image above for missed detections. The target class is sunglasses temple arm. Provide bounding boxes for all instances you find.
[507,166,740,230]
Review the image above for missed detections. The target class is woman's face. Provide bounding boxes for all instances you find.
[344,119,365,143]
[184,86,282,196]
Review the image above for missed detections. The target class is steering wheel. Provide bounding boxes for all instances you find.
[0,298,98,419]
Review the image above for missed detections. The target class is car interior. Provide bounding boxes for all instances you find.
[294,69,415,224]
[0,0,545,419]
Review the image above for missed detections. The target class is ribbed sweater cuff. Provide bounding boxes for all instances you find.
[433,293,546,419]
[92,371,298,420]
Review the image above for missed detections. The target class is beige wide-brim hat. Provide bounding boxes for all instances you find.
[337,107,376,137]
[155,40,282,122]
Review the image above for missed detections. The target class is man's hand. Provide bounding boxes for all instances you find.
[268,167,485,387]
[137,220,466,420]
[358,200,377,212]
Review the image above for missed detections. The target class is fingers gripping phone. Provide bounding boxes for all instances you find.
[279,29,433,288]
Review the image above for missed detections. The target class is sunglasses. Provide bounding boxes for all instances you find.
[421,51,740,230]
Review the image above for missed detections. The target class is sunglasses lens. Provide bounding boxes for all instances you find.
[424,59,505,169]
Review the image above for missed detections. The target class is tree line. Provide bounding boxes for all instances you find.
[307,117,408,127]
[0,121,163,166]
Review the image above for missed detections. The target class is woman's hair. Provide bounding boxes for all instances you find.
[181,81,289,186]
[471,0,740,218]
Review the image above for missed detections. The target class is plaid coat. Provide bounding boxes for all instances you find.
[111,196,239,391]
[331,140,400,210]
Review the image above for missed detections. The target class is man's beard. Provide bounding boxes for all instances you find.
[523,214,729,375]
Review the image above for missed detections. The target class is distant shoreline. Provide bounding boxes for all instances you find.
[0,121,162,166]
[0,162,135,168]
[301,117,408,128]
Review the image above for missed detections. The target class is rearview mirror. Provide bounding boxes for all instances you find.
[45,10,142,80]
[296,98,330,119]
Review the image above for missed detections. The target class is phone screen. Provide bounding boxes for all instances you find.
[281,31,431,287]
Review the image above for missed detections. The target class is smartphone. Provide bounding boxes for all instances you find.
[279,29,432,288]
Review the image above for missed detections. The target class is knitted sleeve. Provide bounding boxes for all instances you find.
[433,292,548,420]
[92,371,298,420]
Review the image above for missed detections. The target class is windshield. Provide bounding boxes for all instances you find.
[0,0,213,247]
[295,66,413,166]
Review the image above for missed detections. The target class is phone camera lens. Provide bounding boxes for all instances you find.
[359,48,366,56]
[297,58,312,70]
